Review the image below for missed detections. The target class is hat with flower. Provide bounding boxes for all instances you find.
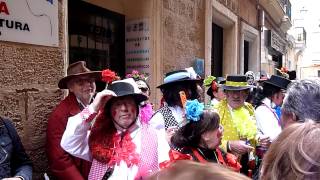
[126,70,148,81]
[157,67,202,89]
[126,70,150,91]
[101,69,147,104]
[275,67,289,79]
[203,76,226,96]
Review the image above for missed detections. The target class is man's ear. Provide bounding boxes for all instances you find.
[281,111,297,129]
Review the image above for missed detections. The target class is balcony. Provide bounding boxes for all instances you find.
[260,0,292,32]
[294,27,306,51]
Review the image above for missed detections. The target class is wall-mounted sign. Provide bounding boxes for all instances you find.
[266,30,285,55]
[0,0,58,47]
[125,19,150,76]
[194,58,204,77]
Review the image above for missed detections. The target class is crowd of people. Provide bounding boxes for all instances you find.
[1,61,320,180]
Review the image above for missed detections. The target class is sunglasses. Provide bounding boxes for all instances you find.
[139,87,149,92]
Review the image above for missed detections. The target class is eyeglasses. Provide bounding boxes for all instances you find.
[218,124,224,132]
[139,87,149,93]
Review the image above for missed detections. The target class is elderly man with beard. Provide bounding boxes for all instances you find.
[214,75,258,175]
[46,61,100,180]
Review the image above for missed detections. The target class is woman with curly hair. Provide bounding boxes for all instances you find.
[163,100,241,171]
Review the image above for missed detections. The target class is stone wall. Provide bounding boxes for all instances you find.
[162,0,205,73]
[0,0,67,179]
[239,0,258,28]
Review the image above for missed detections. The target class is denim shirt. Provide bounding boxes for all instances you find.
[0,117,32,180]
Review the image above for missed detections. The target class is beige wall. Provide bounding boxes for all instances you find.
[0,0,67,179]
[162,0,205,72]
[300,66,320,79]
[239,0,258,28]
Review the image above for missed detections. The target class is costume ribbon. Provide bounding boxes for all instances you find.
[159,149,192,169]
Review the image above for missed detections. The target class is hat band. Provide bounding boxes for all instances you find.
[164,71,191,84]
[225,81,248,87]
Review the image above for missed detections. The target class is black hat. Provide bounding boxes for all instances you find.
[157,69,202,89]
[264,75,291,90]
[107,78,147,104]
[222,75,252,91]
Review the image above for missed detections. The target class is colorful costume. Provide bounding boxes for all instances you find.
[61,78,170,180]
[215,99,257,151]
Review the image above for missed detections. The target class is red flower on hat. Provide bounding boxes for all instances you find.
[211,81,218,92]
[280,67,288,73]
[102,69,120,83]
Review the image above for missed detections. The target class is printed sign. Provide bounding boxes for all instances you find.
[125,19,150,76]
[0,0,58,47]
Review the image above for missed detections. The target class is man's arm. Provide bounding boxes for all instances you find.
[3,118,33,180]
[46,112,85,180]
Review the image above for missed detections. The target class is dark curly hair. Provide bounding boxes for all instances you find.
[171,109,220,149]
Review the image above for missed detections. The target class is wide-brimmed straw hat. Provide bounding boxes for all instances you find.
[107,78,147,104]
[264,75,291,90]
[222,75,252,91]
[58,61,101,89]
[157,69,202,89]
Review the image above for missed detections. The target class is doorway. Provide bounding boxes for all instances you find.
[68,1,125,91]
[212,23,223,77]
[244,40,249,73]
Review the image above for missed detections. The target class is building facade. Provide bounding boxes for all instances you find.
[259,0,293,76]
[0,0,261,178]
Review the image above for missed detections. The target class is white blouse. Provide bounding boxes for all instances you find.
[255,98,282,141]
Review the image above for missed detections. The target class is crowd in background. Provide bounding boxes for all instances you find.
[1,61,320,180]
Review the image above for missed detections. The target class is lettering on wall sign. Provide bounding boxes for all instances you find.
[125,19,151,76]
[0,0,58,46]
[0,1,9,15]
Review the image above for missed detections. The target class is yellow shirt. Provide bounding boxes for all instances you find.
[214,99,257,151]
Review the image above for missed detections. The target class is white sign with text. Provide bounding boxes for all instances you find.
[0,0,58,47]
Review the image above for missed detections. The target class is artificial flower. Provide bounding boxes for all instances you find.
[126,70,148,81]
[203,76,216,87]
[185,99,204,122]
[102,69,120,83]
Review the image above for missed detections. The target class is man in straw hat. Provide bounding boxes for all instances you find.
[46,61,101,179]
[61,78,170,179]
[214,75,257,174]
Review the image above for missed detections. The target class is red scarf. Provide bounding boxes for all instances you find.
[89,111,139,167]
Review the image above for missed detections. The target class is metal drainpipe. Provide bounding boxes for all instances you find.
[257,0,262,74]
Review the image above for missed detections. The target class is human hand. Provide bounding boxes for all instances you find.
[258,136,271,148]
[91,89,117,112]
[229,140,254,155]
[166,126,178,143]
[2,177,24,180]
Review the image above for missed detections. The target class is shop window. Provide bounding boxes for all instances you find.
[68,1,125,91]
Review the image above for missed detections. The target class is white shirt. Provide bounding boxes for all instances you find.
[61,105,170,180]
[210,98,220,107]
[255,98,282,141]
